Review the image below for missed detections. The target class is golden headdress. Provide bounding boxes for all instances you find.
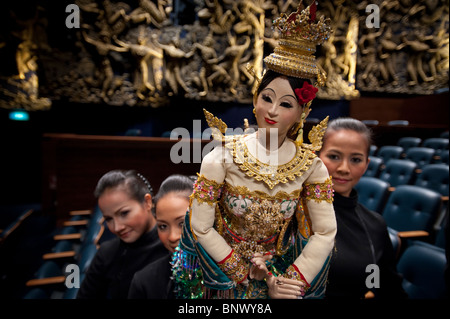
[263,1,332,86]
[207,2,332,148]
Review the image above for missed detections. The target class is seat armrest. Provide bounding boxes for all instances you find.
[42,251,76,260]
[397,230,429,238]
[53,233,82,240]
[26,276,66,287]
[69,210,92,216]
[63,220,89,226]
[364,291,375,299]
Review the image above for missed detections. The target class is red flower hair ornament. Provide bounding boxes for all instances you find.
[295,82,319,105]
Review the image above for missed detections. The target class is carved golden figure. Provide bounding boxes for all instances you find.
[377,25,405,86]
[151,33,195,95]
[82,30,128,100]
[401,30,435,85]
[113,28,164,98]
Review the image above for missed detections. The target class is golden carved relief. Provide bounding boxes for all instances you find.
[1,0,448,110]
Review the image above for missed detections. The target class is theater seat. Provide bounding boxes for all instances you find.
[439,150,449,165]
[364,156,383,177]
[355,176,390,213]
[77,243,98,273]
[382,185,442,236]
[25,260,65,288]
[397,243,447,298]
[387,227,401,259]
[422,137,449,159]
[397,137,422,155]
[414,164,449,198]
[379,159,417,190]
[387,120,409,126]
[405,147,435,171]
[377,145,403,164]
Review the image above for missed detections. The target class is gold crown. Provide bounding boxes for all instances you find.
[264,1,332,83]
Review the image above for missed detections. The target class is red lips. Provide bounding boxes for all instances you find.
[265,118,277,125]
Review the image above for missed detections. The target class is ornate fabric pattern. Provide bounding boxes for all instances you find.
[221,200,284,262]
[217,249,248,284]
[190,174,224,206]
[222,183,300,218]
[218,185,300,261]
[281,264,311,289]
[302,177,334,203]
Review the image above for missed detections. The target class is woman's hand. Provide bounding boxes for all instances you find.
[265,274,306,299]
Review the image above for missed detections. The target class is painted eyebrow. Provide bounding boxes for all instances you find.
[261,88,275,94]
[281,94,297,101]
[262,88,296,100]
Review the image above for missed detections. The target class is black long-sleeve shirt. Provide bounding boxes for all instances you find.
[128,253,174,299]
[77,227,169,299]
[326,190,407,299]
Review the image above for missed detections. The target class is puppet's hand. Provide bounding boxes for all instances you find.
[249,253,272,281]
[265,274,306,299]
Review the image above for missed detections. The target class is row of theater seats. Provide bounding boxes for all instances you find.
[357,135,448,299]
[358,164,449,212]
[368,137,449,172]
[0,208,35,245]
[22,207,108,299]
[363,136,448,216]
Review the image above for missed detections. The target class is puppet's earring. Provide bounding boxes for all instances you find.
[253,107,256,115]
[295,111,307,146]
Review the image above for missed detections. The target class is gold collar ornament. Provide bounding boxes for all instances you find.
[203,108,329,189]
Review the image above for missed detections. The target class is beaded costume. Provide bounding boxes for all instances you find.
[172,1,337,299]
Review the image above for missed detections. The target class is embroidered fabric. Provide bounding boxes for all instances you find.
[302,177,334,203]
[281,264,311,288]
[190,173,223,206]
[219,186,299,261]
[217,249,249,284]
[226,135,316,189]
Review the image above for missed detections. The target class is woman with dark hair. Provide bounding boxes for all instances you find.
[318,118,407,299]
[76,170,168,299]
[128,174,195,299]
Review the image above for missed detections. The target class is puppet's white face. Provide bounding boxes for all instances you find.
[254,77,302,147]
